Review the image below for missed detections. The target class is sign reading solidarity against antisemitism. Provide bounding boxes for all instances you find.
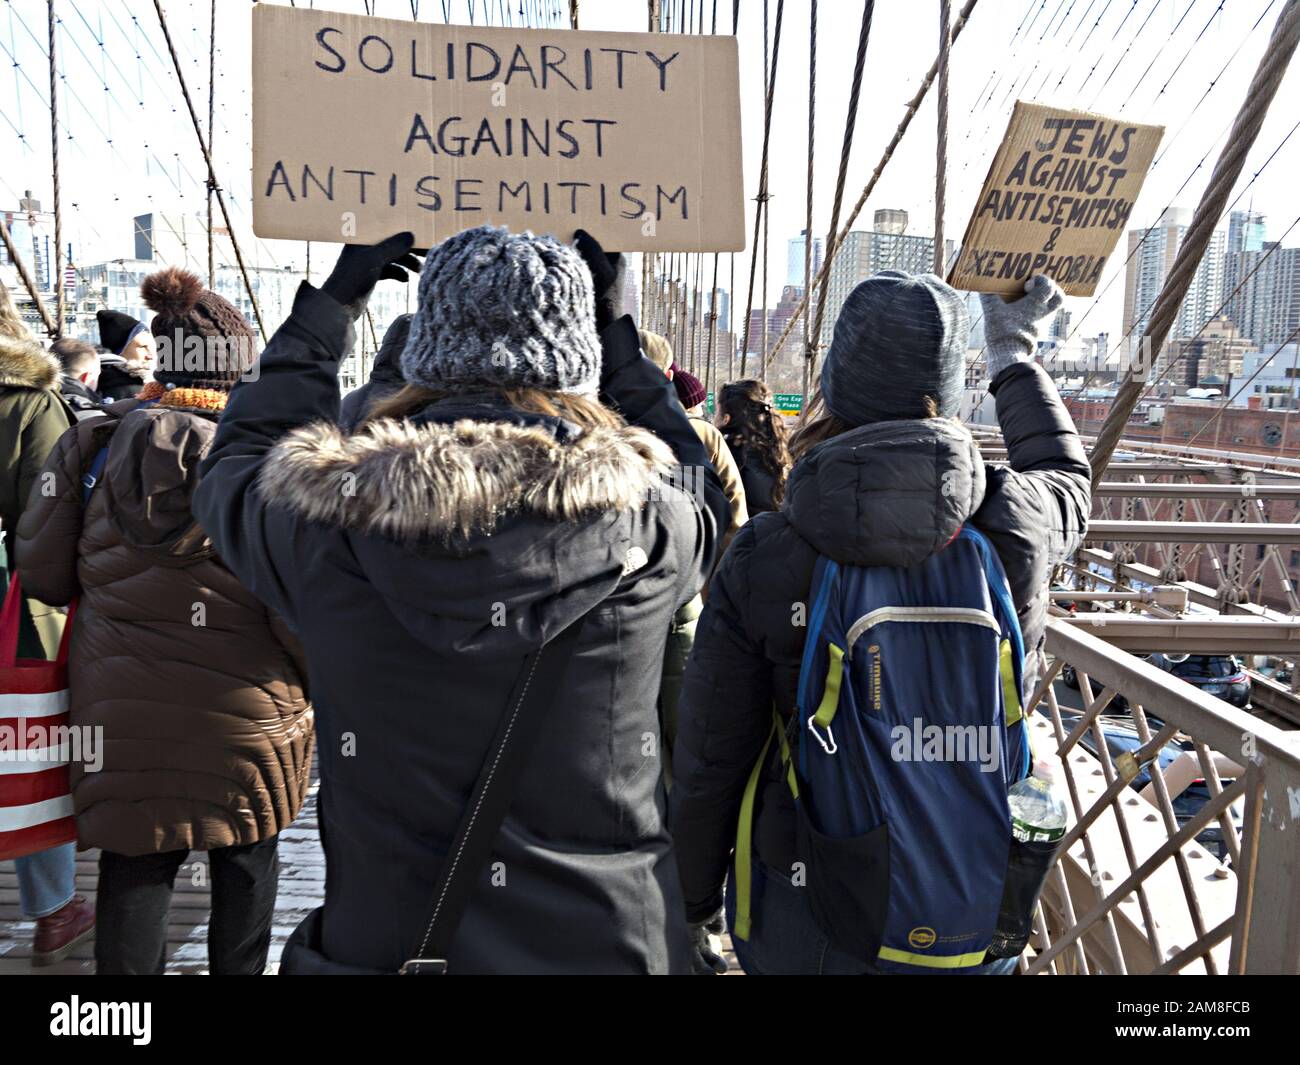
[948,101,1163,297]
[250,5,745,251]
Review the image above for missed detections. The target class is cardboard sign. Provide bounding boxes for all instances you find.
[948,102,1162,297]
[250,5,745,251]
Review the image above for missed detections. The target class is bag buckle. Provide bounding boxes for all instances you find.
[807,716,837,755]
[398,958,448,975]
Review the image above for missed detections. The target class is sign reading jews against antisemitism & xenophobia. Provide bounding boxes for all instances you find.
[947,101,1163,297]
[250,5,745,251]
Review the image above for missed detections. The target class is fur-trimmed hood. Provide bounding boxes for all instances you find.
[0,334,59,391]
[257,415,678,542]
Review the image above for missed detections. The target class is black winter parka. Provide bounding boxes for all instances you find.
[193,283,727,974]
[671,361,1091,922]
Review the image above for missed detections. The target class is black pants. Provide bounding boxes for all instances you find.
[95,836,280,975]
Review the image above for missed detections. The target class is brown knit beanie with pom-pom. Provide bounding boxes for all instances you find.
[141,266,257,391]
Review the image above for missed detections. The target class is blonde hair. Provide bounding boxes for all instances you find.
[0,279,30,341]
[364,383,624,432]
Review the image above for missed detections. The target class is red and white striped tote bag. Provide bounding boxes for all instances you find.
[0,575,77,860]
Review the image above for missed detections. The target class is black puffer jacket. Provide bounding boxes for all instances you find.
[724,441,781,514]
[193,284,727,974]
[671,361,1090,922]
[96,355,147,401]
[338,313,411,430]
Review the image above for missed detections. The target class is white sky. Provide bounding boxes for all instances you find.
[2,0,1297,345]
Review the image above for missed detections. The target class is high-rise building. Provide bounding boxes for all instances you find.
[817,209,951,349]
[1121,207,1225,346]
[1226,209,1267,254]
[746,284,810,392]
[2,192,78,336]
[1222,242,1300,350]
[786,230,823,290]
[1159,317,1255,388]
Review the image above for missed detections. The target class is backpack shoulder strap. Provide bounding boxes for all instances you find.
[81,445,110,505]
[400,610,590,975]
[80,398,159,505]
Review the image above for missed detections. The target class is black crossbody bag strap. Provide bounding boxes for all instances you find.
[399,613,589,975]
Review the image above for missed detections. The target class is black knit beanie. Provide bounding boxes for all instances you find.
[820,270,969,426]
[96,309,143,356]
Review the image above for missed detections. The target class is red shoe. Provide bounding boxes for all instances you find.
[32,895,95,967]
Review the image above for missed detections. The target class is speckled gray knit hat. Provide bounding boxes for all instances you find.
[821,270,970,426]
[400,226,601,395]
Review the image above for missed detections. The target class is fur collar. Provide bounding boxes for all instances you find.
[257,416,678,541]
[0,334,59,391]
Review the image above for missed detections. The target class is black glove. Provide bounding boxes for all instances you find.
[573,228,626,332]
[688,909,729,975]
[321,232,422,320]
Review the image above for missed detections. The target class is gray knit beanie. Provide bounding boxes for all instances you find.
[400,226,601,395]
[820,270,969,425]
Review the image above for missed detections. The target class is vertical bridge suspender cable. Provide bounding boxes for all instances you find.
[207,0,216,289]
[765,0,979,377]
[48,0,63,337]
[739,0,785,377]
[802,0,876,396]
[800,0,817,400]
[152,0,267,341]
[933,0,952,276]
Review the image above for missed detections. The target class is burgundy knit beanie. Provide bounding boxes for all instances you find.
[672,365,707,410]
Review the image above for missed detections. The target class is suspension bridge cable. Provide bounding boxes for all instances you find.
[967,0,1041,115]
[762,0,980,375]
[1057,115,1300,405]
[1073,0,1145,98]
[47,0,63,335]
[739,0,785,374]
[987,0,1073,113]
[0,216,56,335]
[151,0,266,340]
[1048,0,1293,378]
[801,0,876,378]
[1152,0,1280,168]
[934,0,951,276]
[1147,0,1231,110]
[800,0,817,399]
[1115,0,1204,104]
[1084,0,1168,109]
[207,0,214,287]
[1089,0,1300,487]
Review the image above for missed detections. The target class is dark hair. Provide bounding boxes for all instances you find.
[718,379,792,506]
[50,337,99,377]
[790,388,941,462]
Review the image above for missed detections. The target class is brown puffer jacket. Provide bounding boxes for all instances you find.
[14,398,313,856]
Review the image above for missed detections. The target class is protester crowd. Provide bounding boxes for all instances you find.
[0,221,1088,974]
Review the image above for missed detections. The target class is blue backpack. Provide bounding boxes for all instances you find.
[734,525,1032,972]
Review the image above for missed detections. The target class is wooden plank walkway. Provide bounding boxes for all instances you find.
[2,775,739,973]
[0,780,324,975]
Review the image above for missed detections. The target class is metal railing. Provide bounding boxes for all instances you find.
[1025,620,1300,974]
